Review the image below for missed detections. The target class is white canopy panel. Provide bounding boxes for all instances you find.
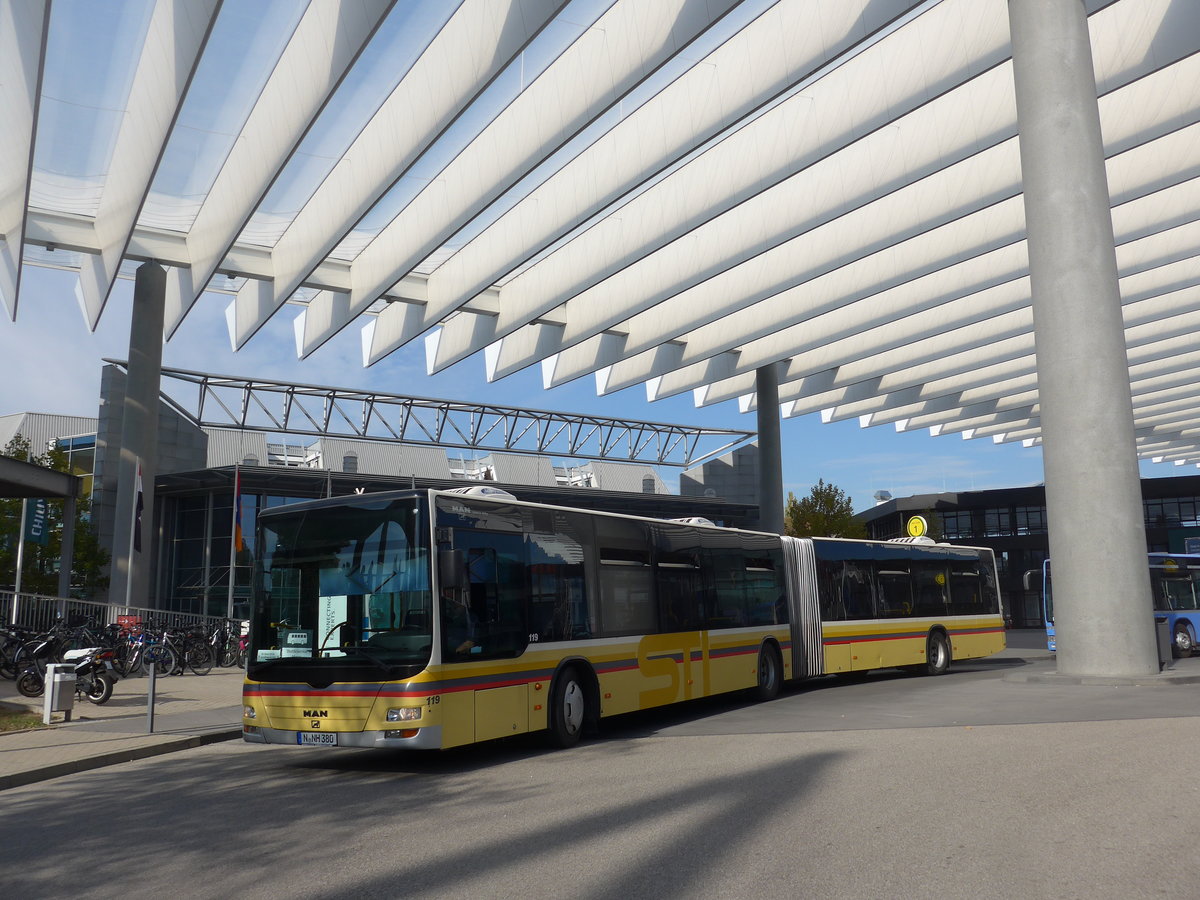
[7,0,1200,465]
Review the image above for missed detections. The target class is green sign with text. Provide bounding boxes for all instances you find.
[23,499,49,546]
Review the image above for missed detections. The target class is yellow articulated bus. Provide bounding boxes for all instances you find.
[242,488,1005,750]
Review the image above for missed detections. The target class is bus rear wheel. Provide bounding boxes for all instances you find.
[548,666,586,748]
[924,632,951,676]
[753,645,782,701]
[1173,623,1194,659]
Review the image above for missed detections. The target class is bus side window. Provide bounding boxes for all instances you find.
[816,557,845,620]
[913,562,948,616]
[651,525,704,633]
[704,548,747,629]
[948,563,984,615]
[595,518,654,636]
[841,561,873,619]
[743,541,783,626]
[656,561,701,632]
[875,567,914,618]
[444,532,529,659]
[527,510,590,642]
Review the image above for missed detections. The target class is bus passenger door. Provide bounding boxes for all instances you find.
[842,561,878,670]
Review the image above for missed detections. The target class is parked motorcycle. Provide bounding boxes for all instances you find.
[16,646,119,704]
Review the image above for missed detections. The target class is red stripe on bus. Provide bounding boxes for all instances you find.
[823,626,1005,647]
[247,696,386,700]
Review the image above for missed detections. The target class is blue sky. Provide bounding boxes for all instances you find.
[2,263,1080,514]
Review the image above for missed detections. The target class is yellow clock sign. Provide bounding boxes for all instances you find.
[906,516,928,538]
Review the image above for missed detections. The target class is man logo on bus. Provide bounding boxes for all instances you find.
[303,710,329,718]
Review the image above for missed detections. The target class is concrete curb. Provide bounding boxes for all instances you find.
[1003,668,1200,686]
[0,727,242,792]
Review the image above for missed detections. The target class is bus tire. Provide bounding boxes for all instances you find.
[1173,623,1194,659]
[924,631,951,676]
[753,644,782,701]
[548,666,586,748]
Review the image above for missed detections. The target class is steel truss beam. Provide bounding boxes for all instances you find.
[108,362,752,468]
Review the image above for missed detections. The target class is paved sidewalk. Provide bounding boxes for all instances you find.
[0,665,244,790]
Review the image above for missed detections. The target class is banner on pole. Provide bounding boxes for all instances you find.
[133,463,144,553]
[234,467,244,553]
[23,498,49,546]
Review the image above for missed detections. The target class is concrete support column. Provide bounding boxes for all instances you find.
[1008,0,1157,676]
[108,262,166,609]
[756,363,784,535]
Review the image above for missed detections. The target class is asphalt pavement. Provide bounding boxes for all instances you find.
[5,631,1200,899]
[2,629,1197,792]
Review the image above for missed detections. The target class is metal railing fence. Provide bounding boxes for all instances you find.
[3,592,235,633]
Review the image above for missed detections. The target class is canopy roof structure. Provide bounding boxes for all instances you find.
[5,0,1200,466]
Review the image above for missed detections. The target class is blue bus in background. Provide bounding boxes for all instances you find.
[1031,554,1200,655]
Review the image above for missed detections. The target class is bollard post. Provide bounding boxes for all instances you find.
[146,660,156,733]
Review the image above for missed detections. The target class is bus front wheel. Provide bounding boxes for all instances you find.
[753,645,782,701]
[924,632,951,676]
[1173,623,1194,659]
[548,667,586,748]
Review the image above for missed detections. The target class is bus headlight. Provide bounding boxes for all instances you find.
[386,707,422,722]
[243,705,256,719]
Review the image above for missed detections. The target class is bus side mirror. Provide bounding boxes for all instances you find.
[1022,569,1037,592]
[439,549,465,590]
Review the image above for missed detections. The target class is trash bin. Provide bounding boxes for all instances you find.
[1155,616,1173,671]
[44,662,76,724]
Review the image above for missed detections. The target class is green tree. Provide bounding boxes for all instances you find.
[784,478,866,538]
[1,435,109,597]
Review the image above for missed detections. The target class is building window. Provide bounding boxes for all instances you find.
[242,454,259,466]
[983,508,1011,537]
[343,452,358,474]
[940,511,973,539]
[642,475,656,493]
[1146,497,1200,529]
[1014,506,1047,535]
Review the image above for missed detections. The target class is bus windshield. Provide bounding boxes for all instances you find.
[249,494,432,680]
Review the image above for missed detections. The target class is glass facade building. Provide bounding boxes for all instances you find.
[154,467,757,619]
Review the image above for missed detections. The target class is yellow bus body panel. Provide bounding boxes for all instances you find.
[243,619,1002,748]
[474,684,528,743]
[822,615,1006,672]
